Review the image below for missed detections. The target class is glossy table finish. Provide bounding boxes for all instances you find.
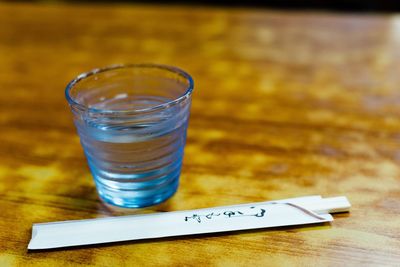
[1,2,400,266]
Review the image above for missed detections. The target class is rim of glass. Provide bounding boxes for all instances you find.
[65,63,194,115]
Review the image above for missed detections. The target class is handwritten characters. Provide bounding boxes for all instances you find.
[184,206,266,223]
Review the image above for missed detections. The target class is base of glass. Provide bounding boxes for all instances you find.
[95,178,179,208]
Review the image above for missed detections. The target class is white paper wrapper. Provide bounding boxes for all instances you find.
[28,196,350,250]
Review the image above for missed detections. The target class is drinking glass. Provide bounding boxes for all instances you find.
[65,64,194,208]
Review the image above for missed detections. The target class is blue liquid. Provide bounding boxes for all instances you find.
[75,96,189,208]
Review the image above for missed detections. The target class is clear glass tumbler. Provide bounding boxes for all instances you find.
[65,64,194,208]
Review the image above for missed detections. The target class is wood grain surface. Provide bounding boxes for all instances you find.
[1,2,400,266]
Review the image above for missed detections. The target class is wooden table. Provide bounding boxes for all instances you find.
[1,2,400,266]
